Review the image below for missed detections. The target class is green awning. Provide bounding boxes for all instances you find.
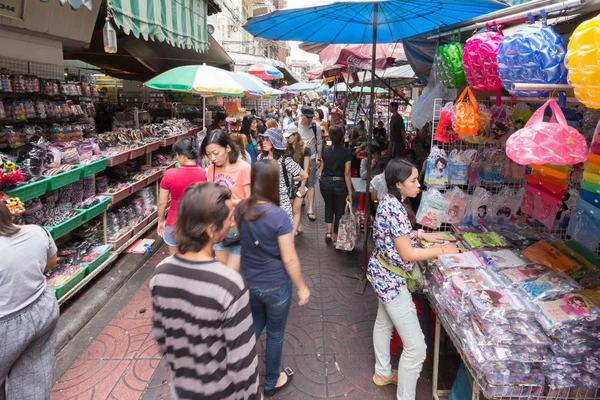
[108,0,209,53]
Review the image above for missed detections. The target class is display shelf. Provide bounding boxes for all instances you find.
[106,150,131,167]
[130,179,147,194]
[77,196,111,222]
[145,170,163,185]
[2,177,49,201]
[47,167,83,190]
[57,252,119,305]
[44,211,84,240]
[146,140,161,154]
[157,128,200,147]
[53,267,86,300]
[82,157,108,177]
[129,144,148,160]
[108,229,133,249]
[82,245,113,275]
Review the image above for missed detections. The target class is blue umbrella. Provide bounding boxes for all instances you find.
[285,82,322,93]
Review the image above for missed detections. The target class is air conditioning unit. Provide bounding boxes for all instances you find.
[207,24,215,34]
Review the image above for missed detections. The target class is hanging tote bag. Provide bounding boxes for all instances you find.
[463,24,504,97]
[435,39,467,89]
[454,87,479,135]
[434,102,459,143]
[336,201,359,251]
[506,99,589,165]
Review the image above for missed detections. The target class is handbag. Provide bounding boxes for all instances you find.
[453,87,479,135]
[335,201,359,251]
[375,251,424,293]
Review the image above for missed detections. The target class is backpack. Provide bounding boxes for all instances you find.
[294,121,318,142]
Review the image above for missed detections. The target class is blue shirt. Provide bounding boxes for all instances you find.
[246,139,259,164]
[237,203,294,288]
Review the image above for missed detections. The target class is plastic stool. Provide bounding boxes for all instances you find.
[358,193,366,212]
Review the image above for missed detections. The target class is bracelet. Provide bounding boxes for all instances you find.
[417,229,424,240]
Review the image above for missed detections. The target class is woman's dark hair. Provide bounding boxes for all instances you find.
[213,111,227,124]
[385,158,417,226]
[205,129,239,164]
[236,159,281,223]
[173,182,232,254]
[316,108,324,121]
[329,125,344,146]
[0,201,20,237]
[172,137,199,160]
[284,109,292,117]
[240,115,256,137]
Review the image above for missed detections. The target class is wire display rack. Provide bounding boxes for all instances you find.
[0,56,65,81]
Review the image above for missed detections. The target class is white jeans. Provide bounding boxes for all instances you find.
[373,285,427,400]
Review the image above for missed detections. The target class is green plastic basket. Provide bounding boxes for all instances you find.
[82,245,113,275]
[78,196,111,221]
[82,158,108,177]
[52,267,86,300]
[45,211,84,240]
[3,177,48,202]
[47,167,83,190]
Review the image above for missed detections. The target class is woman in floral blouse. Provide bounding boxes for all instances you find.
[367,158,462,400]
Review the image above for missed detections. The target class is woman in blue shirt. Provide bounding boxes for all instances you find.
[236,159,311,397]
[241,115,260,164]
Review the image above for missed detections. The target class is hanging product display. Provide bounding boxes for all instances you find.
[462,104,490,144]
[425,146,449,188]
[416,189,450,229]
[434,102,459,143]
[435,41,467,89]
[506,99,589,165]
[489,104,514,143]
[462,24,504,91]
[497,23,568,96]
[454,87,479,135]
[566,13,600,108]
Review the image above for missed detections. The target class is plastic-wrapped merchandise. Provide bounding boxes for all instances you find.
[520,272,581,301]
[522,240,576,272]
[567,197,600,252]
[479,148,506,183]
[439,251,485,269]
[461,104,490,144]
[424,146,448,188]
[462,232,508,249]
[448,149,477,185]
[434,102,459,143]
[463,25,504,91]
[451,269,502,297]
[415,189,449,229]
[478,249,529,269]
[453,87,479,135]
[535,292,600,332]
[500,264,549,286]
[435,41,467,89]
[411,65,458,129]
[462,187,492,225]
[443,187,469,224]
[489,186,524,224]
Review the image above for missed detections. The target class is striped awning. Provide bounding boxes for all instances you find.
[107,0,209,53]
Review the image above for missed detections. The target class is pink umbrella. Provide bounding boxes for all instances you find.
[304,64,346,80]
[246,63,283,81]
[319,43,406,70]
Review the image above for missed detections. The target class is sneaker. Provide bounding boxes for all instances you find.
[372,370,398,386]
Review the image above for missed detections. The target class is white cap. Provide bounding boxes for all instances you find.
[283,124,298,138]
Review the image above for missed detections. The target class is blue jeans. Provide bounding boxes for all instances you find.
[249,280,292,390]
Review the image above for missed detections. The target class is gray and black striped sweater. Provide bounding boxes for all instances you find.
[150,255,260,400]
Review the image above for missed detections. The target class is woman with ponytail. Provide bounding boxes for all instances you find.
[158,137,207,254]
[367,158,462,399]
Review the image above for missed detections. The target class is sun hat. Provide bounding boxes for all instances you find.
[283,124,299,138]
[259,128,286,150]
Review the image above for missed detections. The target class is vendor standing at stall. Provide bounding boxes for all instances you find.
[389,102,406,157]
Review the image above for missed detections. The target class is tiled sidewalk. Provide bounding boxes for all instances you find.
[52,201,457,399]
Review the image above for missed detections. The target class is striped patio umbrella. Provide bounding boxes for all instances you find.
[240,73,285,97]
[143,65,262,97]
[246,63,283,81]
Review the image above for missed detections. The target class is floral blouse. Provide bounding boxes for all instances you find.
[367,194,416,304]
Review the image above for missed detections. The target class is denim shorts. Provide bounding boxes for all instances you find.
[163,225,176,247]
[213,241,242,255]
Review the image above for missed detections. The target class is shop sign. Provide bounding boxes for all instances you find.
[0,0,24,20]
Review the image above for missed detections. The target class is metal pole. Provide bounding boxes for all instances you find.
[341,66,351,123]
[361,3,378,279]
[373,73,412,106]
[511,83,574,91]
[353,70,369,125]
[203,96,206,130]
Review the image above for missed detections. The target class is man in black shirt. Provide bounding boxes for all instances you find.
[388,102,406,158]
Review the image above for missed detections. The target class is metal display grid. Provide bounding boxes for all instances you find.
[0,56,65,81]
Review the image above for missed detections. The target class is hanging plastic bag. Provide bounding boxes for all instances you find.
[506,99,589,165]
[480,148,506,183]
[444,187,470,223]
[434,102,459,143]
[468,152,481,185]
[448,149,477,185]
[513,103,533,129]
[464,187,492,225]
[424,146,449,188]
[463,24,504,92]
[462,104,490,144]
[489,104,514,143]
[567,197,600,252]
[416,189,450,229]
[336,201,359,251]
[520,184,563,229]
[498,23,567,96]
[453,87,479,135]
[566,14,600,108]
[435,40,467,89]
[490,187,524,224]
[412,64,458,130]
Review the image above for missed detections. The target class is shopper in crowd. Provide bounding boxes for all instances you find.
[297,106,322,223]
[258,128,308,223]
[266,118,279,129]
[330,107,345,130]
[236,159,310,397]
[284,124,311,236]
[210,110,228,132]
[158,137,207,255]
[360,145,382,180]
[231,133,252,163]
[257,118,267,134]
[368,158,462,399]
[282,108,294,129]
[370,155,392,204]
[206,129,251,270]
[315,108,329,143]
[374,120,387,148]
[150,182,260,400]
[240,115,260,164]
[318,98,329,122]
[0,201,60,399]
[319,125,352,244]
[389,102,406,158]
[290,103,300,121]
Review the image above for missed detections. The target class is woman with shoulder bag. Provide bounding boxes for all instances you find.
[368,158,463,400]
[284,124,311,236]
[206,129,251,270]
[236,159,310,398]
[258,128,308,224]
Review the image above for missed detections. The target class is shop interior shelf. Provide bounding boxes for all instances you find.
[129,144,148,160]
[113,216,158,254]
[82,245,113,275]
[47,167,83,191]
[130,179,147,194]
[104,185,132,205]
[106,150,131,167]
[146,141,161,153]
[53,267,86,300]
[3,177,49,202]
[108,229,134,249]
[81,157,108,177]
[77,196,111,221]
[145,170,163,185]
[44,211,84,240]
[133,217,149,235]
[159,136,178,147]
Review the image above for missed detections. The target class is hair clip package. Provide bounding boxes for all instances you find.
[535,293,600,333]
[499,264,549,286]
[424,146,449,188]
[520,272,581,301]
[416,189,449,229]
[443,187,469,224]
[478,249,528,270]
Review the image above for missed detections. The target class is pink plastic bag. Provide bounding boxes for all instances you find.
[506,99,589,165]
[463,24,504,92]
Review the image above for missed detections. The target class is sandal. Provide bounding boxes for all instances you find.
[307,212,316,222]
[325,233,332,242]
[264,369,294,397]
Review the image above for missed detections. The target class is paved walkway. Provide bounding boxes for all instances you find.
[52,199,457,399]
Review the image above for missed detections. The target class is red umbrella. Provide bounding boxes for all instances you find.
[304,64,346,80]
[319,43,406,70]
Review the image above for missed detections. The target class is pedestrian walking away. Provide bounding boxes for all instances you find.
[296,105,322,223]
